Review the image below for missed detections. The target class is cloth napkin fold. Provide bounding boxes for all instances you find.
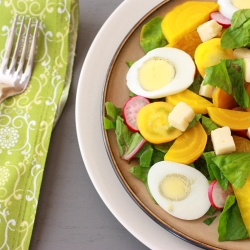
[0,0,79,249]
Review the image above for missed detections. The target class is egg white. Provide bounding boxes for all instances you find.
[148,161,210,220]
[126,47,196,99]
[218,0,239,20]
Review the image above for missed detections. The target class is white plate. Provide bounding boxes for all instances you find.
[75,0,201,249]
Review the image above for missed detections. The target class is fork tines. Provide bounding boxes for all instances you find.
[0,15,39,85]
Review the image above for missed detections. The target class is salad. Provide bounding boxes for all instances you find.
[104,0,250,243]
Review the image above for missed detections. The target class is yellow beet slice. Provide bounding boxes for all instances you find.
[166,89,213,114]
[161,1,219,46]
[207,107,250,130]
[194,38,234,77]
[167,30,202,58]
[212,87,238,109]
[164,122,207,164]
[233,177,250,235]
[137,102,182,144]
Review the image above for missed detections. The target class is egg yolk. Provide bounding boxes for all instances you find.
[160,174,191,201]
[231,0,250,9]
[138,57,175,91]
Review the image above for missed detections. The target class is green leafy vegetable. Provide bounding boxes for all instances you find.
[204,59,250,108]
[221,9,250,49]
[203,151,228,189]
[187,114,202,130]
[126,61,134,67]
[202,116,220,135]
[105,102,122,120]
[154,141,174,153]
[140,16,168,53]
[130,144,165,184]
[188,73,203,94]
[212,152,250,189]
[115,116,133,156]
[206,206,218,216]
[130,165,150,184]
[192,156,210,180]
[218,195,248,241]
[204,216,217,226]
[104,117,116,129]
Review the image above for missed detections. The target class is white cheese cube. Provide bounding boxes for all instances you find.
[197,20,223,42]
[211,126,236,155]
[199,80,214,98]
[168,102,195,132]
[234,48,250,59]
[244,58,250,82]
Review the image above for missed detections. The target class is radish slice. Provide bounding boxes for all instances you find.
[122,136,147,161]
[208,180,234,209]
[123,95,150,132]
[210,12,231,28]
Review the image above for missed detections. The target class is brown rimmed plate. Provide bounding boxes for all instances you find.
[101,0,250,249]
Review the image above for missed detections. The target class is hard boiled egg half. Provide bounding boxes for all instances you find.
[126,47,196,99]
[148,161,210,220]
[218,0,250,20]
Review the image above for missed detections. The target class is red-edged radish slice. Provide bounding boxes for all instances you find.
[208,180,234,209]
[122,137,147,161]
[123,95,150,132]
[210,12,231,28]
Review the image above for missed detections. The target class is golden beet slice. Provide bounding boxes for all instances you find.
[164,122,207,164]
[166,89,213,114]
[161,1,219,46]
[207,107,250,130]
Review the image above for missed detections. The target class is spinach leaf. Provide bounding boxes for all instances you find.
[188,73,203,94]
[115,116,133,156]
[187,114,202,130]
[126,61,134,67]
[221,9,250,49]
[104,117,116,129]
[201,116,220,135]
[218,195,248,241]
[203,151,228,189]
[130,165,150,184]
[204,216,217,226]
[154,141,174,153]
[213,152,250,189]
[131,144,165,184]
[193,156,210,180]
[140,16,168,53]
[204,59,250,108]
[206,206,218,216]
[105,102,122,120]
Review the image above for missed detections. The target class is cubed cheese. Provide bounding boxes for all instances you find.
[234,48,250,59]
[168,102,195,131]
[197,20,222,42]
[211,126,236,155]
[199,79,214,98]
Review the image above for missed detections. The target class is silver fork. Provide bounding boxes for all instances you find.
[0,15,39,103]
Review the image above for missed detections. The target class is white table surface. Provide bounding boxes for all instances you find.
[29,0,150,249]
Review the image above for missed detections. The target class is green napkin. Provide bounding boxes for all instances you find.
[0,0,79,249]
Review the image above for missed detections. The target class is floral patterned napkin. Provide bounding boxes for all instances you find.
[0,0,79,249]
